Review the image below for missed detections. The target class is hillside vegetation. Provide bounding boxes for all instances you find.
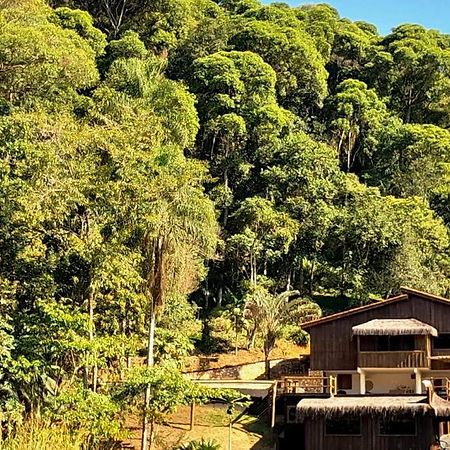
[1,0,450,447]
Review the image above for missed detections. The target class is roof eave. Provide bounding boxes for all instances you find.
[302,294,408,330]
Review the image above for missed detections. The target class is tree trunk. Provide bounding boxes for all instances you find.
[126,296,132,370]
[405,87,413,123]
[247,322,257,350]
[88,285,98,392]
[299,258,304,295]
[223,168,229,227]
[250,252,257,286]
[265,354,271,380]
[346,132,352,173]
[218,285,223,306]
[308,259,316,295]
[148,421,156,450]
[141,304,156,450]
[234,315,238,356]
[286,268,292,291]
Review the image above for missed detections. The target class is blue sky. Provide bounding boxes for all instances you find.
[263,0,450,35]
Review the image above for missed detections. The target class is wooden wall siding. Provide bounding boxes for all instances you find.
[309,294,450,370]
[304,416,435,450]
[358,350,428,368]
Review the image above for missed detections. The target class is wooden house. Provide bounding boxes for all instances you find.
[279,287,450,450]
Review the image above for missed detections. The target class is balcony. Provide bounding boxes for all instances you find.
[279,374,337,395]
[353,319,436,369]
[358,350,429,368]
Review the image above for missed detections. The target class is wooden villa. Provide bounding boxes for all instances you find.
[277,287,450,450]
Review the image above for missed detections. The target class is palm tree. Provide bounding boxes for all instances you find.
[140,151,218,450]
[244,287,321,379]
[178,438,221,450]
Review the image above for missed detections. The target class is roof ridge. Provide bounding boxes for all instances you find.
[302,294,408,329]
[400,286,450,304]
[303,288,450,330]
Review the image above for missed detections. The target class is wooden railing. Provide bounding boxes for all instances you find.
[279,375,337,395]
[358,350,429,368]
[431,377,450,400]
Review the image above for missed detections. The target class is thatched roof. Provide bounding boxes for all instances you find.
[296,395,450,421]
[296,396,431,420]
[431,394,450,418]
[352,318,438,337]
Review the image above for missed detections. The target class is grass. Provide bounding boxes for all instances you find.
[123,404,274,450]
[157,404,274,450]
[0,421,84,450]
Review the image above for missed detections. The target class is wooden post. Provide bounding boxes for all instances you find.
[190,403,195,431]
[358,368,366,395]
[357,336,361,367]
[414,368,422,394]
[329,375,336,396]
[271,381,278,428]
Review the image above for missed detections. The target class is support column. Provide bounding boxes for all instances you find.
[414,368,422,394]
[358,368,366,395]
[271,381,277,428]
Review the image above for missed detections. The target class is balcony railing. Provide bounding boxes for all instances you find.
[431,377,450,400]
[279,375,337,395]
[358,350,429,368]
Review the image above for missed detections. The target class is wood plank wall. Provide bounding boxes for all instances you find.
[304,415,435,450]
[309,294,450,371]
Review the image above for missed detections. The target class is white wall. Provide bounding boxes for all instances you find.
[329,371,417,394]
[365,371,415,394]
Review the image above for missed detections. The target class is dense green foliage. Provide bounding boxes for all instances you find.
[2,0,450,446]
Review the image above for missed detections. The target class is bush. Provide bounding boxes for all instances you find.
[178,438,221,450]
[281,325,310,345]
[44,386,123,449]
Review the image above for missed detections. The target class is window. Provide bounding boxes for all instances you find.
[379,418,416,436]
[434,334,450,349]
[325,417,361,435]
[337,374,353,390]
[375,336,415,351]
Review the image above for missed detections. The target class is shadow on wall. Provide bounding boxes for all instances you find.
[255,357,310,380]
[186,357,310,381]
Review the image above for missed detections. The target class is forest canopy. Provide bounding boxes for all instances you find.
[1,0,450,447]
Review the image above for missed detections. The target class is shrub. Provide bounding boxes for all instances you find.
[178,438,221,450]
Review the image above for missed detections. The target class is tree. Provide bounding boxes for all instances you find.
[260,132,343,294]
[115,364,244,449]
[296,4,340,60]
[244,287,321,378]
[230,19,328,117]
[227,197,298,286]
[365,123,450,198]
[50,0,152,37]
[136,150,217,450]
[377,25,450,125]
[326,18,379,93]
[325,79,393,173]
[0,0,99,105]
